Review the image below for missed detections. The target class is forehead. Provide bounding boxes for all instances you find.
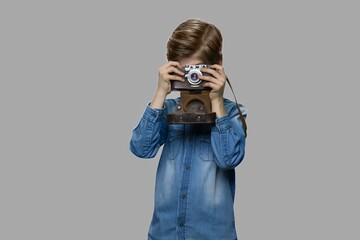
[178,57,203,67]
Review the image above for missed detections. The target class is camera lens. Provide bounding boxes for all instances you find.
[186,69,202,85]
[191,73,198,81]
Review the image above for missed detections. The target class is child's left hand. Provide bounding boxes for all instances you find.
[198,64,227,102]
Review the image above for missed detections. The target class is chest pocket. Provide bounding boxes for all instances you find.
[200,138,215,162]
[167,125,184,160]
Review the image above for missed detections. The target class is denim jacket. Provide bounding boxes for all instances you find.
[130,98,247,240]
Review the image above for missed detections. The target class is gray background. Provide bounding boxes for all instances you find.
[1,0,359,239]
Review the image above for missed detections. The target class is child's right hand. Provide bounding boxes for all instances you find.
[150,61,185,109]
[156,61,185,96]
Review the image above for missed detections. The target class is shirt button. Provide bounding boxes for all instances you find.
[179,223,184,227]
[185,164,190,170]
[181,194,187,199]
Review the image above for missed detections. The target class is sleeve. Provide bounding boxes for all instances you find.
[210,104,247,169]
[129,103,168,158]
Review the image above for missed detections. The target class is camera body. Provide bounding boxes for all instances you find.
[171,64,211,91]
[167,64,216,124]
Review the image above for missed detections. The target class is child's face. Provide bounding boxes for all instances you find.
[178,57,203,68]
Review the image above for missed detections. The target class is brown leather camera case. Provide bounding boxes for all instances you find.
[167,90,216,124]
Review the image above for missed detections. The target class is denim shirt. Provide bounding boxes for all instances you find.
[130,98,247,240]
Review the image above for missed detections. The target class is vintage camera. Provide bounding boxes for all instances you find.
[171,64,211,91]
[167,64,216,124]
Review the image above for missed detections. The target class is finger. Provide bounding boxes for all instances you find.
[201,67,223,80]
[198,75,222,85]
[210,64,223,70]
[210,64,226,77]
[168,66,185,76]
[159,65,182,78]
[167,61,181,68]
[166,74,185,82]
[203,81,220,90]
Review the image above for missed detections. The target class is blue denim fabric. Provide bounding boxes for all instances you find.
[130,98,247,240]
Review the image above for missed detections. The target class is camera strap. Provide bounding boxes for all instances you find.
[225,76,248,138]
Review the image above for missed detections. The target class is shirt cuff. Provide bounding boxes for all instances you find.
[143,103,166,123]
[215,114,231,131]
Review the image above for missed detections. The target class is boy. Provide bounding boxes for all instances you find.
[130,18,247,240]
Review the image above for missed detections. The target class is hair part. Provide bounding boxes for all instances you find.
[166,19,223,65]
